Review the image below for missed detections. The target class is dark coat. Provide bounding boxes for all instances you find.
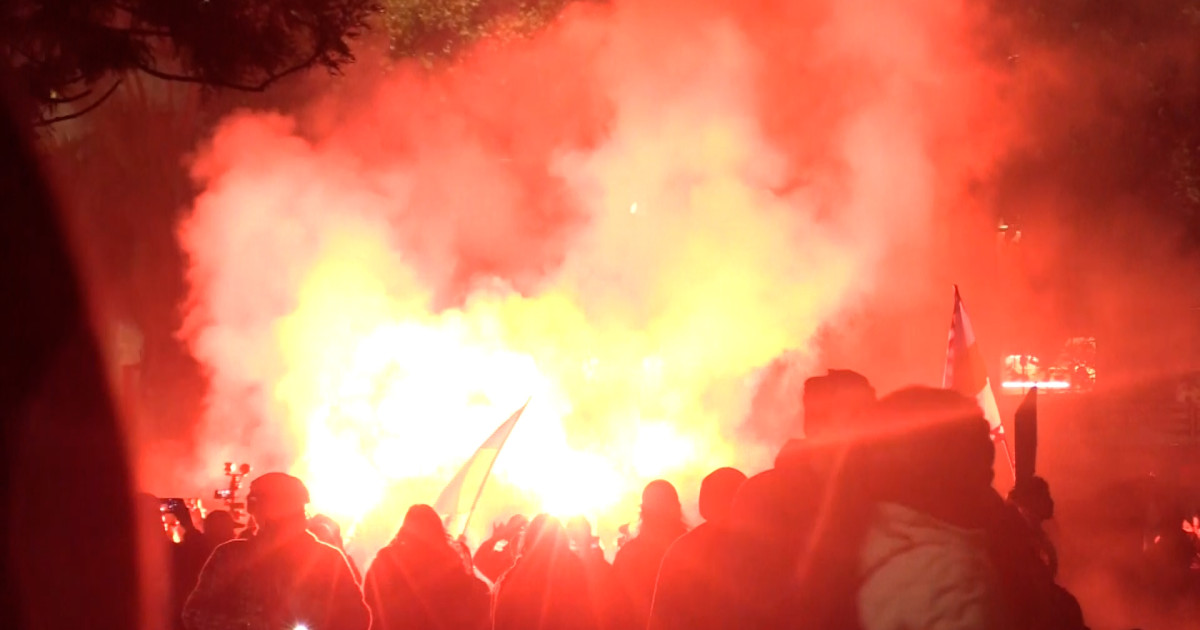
[364,535,490,630]
[183,529,369,630]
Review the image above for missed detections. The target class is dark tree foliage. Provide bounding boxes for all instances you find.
[986,0,1200,249]
[383,0,577,63]
[2,0,380,124]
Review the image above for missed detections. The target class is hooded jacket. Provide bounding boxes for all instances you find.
[858,502,1009,630]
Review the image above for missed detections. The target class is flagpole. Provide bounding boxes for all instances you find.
[459,397,531,537]
[994,427,1016,480]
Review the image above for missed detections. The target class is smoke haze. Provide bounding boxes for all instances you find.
[173,0,1021,560]
[28,0,1200,626]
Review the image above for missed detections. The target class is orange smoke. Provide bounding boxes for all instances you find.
[177,0,1011,560]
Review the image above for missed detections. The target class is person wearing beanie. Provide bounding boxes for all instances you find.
[182,473,370,630]
[775,368,877,471]
[726,369,879,628]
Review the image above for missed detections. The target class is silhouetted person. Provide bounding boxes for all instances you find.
[494,515,599,630]
[568,516,632,630]
[203,511,238,546]
[852,387,1008,630]
[777,369,877,472]
[127,496,211,629]
[310,513,362,583]
[649,467,746,630]
[1143,502,1197,597]
[475,514,528,583]
[991,480,1088,630]
[722,470,798,628]
[612,480,687,628]
[616,524,632,549]
[1007,476,1057,575]
[308,513,344,547]
[182,473,369,630]
[567,516,606,566]
[135,494,186,629]
[1,87,150,630]
[364,504,489,630]
[452,536,480,578]
[732,369,877,629]
[165,500,216,628]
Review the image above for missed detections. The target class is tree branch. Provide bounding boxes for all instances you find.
[35,79,124,126]
[134,47,324,92]
[46,87,95,104]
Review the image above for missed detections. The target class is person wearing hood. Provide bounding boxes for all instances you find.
[363,504,489,630]
[649,467,746,630]
[853,387,1009,630]
[493,514,598,630]
[612,480,688,628]
[309,513,362,584]
[475,514,528,583]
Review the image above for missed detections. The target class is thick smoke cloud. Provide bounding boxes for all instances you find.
[177,0,1010,559]
[980,1,1200,377]
[975,5,1200,627]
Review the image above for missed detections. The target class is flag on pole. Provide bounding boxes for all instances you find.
[943,285,1014,474]
[434,399,530,536]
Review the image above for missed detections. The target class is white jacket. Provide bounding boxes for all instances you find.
[858,502,1009,630]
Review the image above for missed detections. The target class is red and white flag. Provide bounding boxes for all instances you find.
[943,285,1004,434]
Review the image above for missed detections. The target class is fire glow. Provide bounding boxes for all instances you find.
[1001,381,1072,390]
[176,0,1012,560]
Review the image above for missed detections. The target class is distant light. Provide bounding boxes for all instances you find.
[630,202,638,214]
[1001,381,1071,390]
[294,624,309,630]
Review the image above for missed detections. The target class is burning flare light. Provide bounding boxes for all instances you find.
[176,0,1011,561]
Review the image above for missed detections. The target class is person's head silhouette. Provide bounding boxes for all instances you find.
[398,504,447,544]
[204,510,238,544]
[864,387,995,527]
[246,472,309,534]
[521,513,551,555]
[801,369,876,442]
[699,467,747,524]
[640,479,685,535]
[308,513,345,548]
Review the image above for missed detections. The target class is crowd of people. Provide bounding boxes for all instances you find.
[142,370,1113,630]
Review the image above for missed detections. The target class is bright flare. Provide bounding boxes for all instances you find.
[178,0,1005,567]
